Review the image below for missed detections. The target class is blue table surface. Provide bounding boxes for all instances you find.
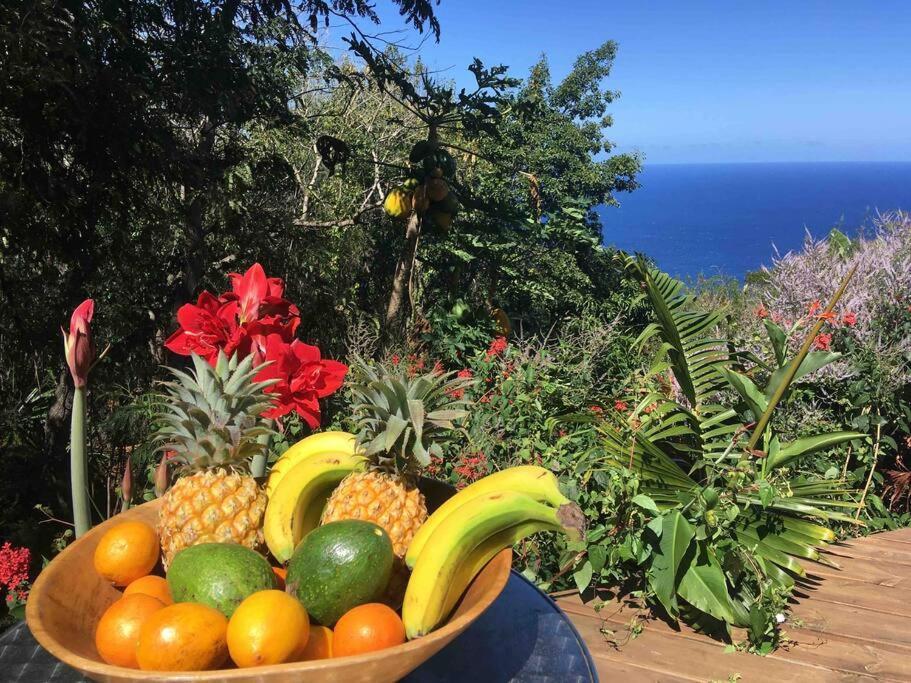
[1,572,597,682]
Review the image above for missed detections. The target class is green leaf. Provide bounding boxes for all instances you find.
[573,560,593,594]
[764,351,841,400]
[719,368,768,418]
[631,494,660,514]
[648,511,694,619]
[763,319,788,367]
[678,544,739,625]
[767,431,865,469]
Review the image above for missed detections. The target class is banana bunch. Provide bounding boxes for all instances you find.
[402,466,585,639]
[263,432,364,563]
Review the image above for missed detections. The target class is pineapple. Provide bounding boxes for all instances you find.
[320,357,474,558]
[154,352,275,568]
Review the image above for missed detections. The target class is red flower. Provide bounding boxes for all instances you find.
[255,335,348,428]
[813,333,832,351]
[817,310,837,324]
[165,264,299,364]
[454,452,489,489]
[807,300,822,316]
[165,291,249,364]
[457,369,473,379]
[614,400,629,413]
[755,303,769,320]
[842,311,857,327]
[0,542,30,593]
[643,403,658,414]
[590,405,603,415]
[62,299,95,387]
[486,336,508,359]
[391,354,401,366]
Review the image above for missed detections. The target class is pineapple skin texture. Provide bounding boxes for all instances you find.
[320,471,427,558]
[158,468,266,569]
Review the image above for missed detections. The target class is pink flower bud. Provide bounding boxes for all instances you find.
[62,299,95,387]
[121,458,132,503]
[154,454,169,498]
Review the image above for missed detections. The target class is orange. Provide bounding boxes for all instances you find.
[271,566,287,590]
[333,603,405,658]
[227,590,309,668]
[137,602,228,671]
[94,594,166,668]
[298,625,333,661]
[93,521,159,586]
[124,575,173,605]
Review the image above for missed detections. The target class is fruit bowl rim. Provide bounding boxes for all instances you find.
[26,497,512,681]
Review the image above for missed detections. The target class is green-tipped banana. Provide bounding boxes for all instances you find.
[403,490,584,639]
[264,452,364,563]
[405,465,569,568]
[265,431,358,498]
[440,520,561,620]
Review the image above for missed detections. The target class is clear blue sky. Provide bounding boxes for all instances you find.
[352,1,911,164]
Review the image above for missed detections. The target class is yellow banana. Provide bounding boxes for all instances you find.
[405,465,569,568]
[264,452,364,563]
[265,431,358,498]
[439,519,561,620]
[402,490,584,639]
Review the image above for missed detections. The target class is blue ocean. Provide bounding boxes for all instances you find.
[597,162,911,279]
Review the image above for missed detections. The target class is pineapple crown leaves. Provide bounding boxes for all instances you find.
[153,352,277,472]
[348,355,475,473]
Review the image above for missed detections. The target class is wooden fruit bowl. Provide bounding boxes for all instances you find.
[26,495,511,682]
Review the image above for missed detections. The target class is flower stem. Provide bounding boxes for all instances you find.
[250,431,272,479]
[70,386,91,537]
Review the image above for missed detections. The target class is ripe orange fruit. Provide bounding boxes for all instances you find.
[124,575,173,605]
[137,603,228,671]
[94,521,159,586]
[95,594,166,668]
[271,566,287,590]
[227,590,309,668]
[333,603,405,658]
[298,624,333,661]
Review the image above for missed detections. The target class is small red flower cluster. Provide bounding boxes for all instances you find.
[446,368,475,401]
[486,336,508,359]
[614,400,629,413]
[813,333,833,351]
[454,452,489,489]
[755,303,769,320]
[165,264,346,429]
[0,542,31,605]
[589,405,603,415]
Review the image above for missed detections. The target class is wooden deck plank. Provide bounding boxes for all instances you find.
[554,528,911,681]
[558,593,911,681]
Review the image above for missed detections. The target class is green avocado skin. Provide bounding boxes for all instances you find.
[166,543,275,618]
[288,520,393,627]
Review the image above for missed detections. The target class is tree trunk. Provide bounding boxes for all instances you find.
[384,211,422,330]
[384,124,437,332]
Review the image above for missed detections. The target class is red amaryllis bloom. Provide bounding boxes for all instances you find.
[165,264,300,364]
[842,311,857,326]
[813,333,832,351]
[255,335,348,428]
[755,303,769,320]
[62,299,96,387]
[165,291,250,364]
[221,263,300,350]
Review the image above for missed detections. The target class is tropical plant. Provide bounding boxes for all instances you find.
[570,256,864,647]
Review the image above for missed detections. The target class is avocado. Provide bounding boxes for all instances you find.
[287,520,394,626]
[166,543,275,617]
